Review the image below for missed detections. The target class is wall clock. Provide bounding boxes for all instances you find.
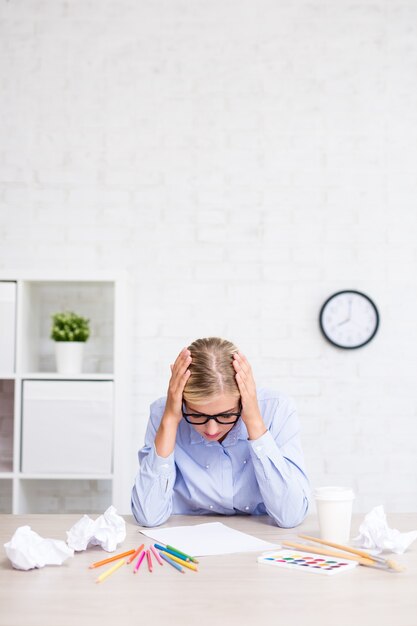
[319,290,379,349]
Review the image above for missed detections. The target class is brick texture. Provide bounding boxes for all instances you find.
[1,0,417,513]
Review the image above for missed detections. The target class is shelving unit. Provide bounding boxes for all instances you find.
[0,272,131,514]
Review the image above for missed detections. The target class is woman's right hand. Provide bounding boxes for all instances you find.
[162,347,192,425]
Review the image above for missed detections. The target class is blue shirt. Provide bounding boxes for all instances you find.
[131,388,310,528]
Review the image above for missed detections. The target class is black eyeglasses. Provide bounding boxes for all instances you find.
[182,401,242,425]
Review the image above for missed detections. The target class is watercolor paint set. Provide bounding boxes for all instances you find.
[257,549,358,575]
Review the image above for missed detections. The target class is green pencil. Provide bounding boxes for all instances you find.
[166,544,199,564]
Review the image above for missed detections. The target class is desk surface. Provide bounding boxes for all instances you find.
[1,513,416,626]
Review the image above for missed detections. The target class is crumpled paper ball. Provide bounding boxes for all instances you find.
[4,526,74,571]
[66,505,126,552]
[353,505,417,554]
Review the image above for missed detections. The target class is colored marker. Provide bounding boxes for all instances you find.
[96,558,125,583]
[150,544,164,565]
[159,551,185,573]
[133,550,146,574]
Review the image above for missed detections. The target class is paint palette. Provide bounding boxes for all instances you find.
[257,549,358,576]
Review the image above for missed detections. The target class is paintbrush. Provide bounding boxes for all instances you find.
[298,534,404,572]
[282,541,383,568]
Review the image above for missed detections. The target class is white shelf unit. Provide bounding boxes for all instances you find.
[0,272,131,514]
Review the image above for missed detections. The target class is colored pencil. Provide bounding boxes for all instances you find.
[95,558,126,583]
[127,544,145,565]
[146,549,153,572]
[89,549,136,569]
[150,544,164,565]
[154,543,198,563]
[153,544,187,561]
[133,549,146,574]
[160,550,198,572]
[159,551,185,573]
[167,544,199,564]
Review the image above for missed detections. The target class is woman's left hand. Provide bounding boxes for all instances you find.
[233,352,267,440]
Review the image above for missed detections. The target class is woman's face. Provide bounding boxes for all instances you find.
[184,393,241,443]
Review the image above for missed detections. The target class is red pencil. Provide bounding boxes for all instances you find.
[146,549,153,572]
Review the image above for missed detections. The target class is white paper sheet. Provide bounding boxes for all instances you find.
[139,522,279,556]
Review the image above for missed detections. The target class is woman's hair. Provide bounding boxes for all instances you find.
[183,337,240,404]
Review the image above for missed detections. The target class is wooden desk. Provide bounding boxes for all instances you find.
[1,514,416,626]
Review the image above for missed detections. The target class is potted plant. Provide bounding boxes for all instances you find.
[50,311,90,374]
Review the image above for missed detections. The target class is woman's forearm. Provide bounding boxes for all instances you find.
[154,413,180,457]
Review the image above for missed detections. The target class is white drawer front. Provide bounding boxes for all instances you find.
[22,380,113,474]
[0,282,16,372]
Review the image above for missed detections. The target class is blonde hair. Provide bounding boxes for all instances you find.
[183,337,240,404]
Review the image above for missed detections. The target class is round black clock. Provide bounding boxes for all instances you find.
[319,290,379,349]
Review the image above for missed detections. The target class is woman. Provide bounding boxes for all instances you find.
[131,337,310,527]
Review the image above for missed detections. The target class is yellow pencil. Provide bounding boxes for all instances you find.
[95,558,126,583]
[160,551,198,572]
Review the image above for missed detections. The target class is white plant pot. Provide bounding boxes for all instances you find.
[54,342,85,375]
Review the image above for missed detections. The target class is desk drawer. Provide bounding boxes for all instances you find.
[21,380,113,474]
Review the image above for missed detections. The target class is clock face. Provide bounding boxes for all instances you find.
[319,290,379,349]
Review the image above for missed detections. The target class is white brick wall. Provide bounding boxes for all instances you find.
[1,0,417,513]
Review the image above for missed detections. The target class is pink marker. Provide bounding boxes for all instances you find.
[133,550,146,574]
[146,549,153,573]
[150,544,164,565]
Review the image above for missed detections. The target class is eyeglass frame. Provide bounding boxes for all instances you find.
[182,399,242,425]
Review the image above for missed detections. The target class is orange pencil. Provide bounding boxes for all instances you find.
[134,550,146,573]
[89,549,136,569]
[127,544,145,565]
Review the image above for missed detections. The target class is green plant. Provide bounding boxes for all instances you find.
[50,311,90,342]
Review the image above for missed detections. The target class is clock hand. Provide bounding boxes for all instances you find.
[337,319,350,326]
[347,298,352,320]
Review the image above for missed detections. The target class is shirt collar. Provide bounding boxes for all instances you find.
[188,418,248,446]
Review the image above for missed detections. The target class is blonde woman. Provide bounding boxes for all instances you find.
[131,337,310,527]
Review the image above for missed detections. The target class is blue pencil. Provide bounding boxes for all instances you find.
[159,551,185,573]
[154,544,190,562]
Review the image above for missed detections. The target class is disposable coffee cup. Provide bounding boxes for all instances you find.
[314,486,355,544]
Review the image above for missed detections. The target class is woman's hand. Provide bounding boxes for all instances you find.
[233,352,267,440]
[155,348,191,457]
[162,347,192,425]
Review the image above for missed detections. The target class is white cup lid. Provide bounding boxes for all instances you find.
[314,486,355,501]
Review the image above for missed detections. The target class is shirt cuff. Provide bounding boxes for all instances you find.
[248,429,281,460]
[147,443,175,477]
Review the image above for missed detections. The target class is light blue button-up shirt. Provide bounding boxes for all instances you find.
[131,388,310,528]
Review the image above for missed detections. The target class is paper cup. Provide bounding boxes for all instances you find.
[314,486,355,544]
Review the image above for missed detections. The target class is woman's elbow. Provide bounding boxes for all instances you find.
[131,494,171,528]
[269,495,309,528]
